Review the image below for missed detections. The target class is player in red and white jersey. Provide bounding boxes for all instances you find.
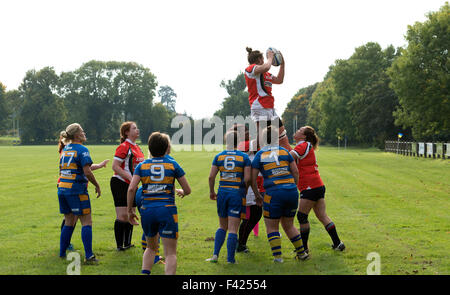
[289,126,345,253]
[110,121,146,251]
[244,47,291,152]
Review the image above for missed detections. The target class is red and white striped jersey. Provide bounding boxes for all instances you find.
[245,64,274,109]
[113,139,145,184]
[292,141,324,191]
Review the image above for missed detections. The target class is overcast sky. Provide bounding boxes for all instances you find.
[0,0,446,119]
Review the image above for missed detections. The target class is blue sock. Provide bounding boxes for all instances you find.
[213,228,226,256]
[60,226,75,257]
[227,233,238,263]
[141,269,151,275]
[81,225,93,259]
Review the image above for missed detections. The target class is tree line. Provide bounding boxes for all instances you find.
[0,61,178,144]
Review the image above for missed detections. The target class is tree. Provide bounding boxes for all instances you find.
[4,89,23,137]
[388,2,450,141]
[158,85,177,113]
[282,83,318,142]
[214,73,250,120]
[19,67,67,144]
[0,82,8,135]
[59,61,157,143]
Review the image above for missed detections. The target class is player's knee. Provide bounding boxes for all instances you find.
[297,212,309,225]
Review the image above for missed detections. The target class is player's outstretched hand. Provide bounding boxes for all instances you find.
[100,159,110,168]
[210,192,217,200]
[128,212,139,226]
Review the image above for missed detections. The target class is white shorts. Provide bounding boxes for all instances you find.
[251,108,280,123]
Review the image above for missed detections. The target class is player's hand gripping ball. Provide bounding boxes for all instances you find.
[266,47,283,66]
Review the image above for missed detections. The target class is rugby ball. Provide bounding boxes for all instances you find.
[266,47,283,66]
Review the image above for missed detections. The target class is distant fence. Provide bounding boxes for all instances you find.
[385,141,449,159]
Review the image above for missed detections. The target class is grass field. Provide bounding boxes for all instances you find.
[0,144,448,275]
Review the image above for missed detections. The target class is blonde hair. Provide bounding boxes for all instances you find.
[58,123,82,153]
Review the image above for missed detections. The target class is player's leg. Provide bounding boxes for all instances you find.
[297,197,315,253]
[264,217,283,262]
[141,235,158,275]
[281,216,308,260]
[161,237,177,275]
[78,212,97,262]
[60,212,76,257]
[238,204,262,252]
[313,198,345,251]
[226,215,241,263]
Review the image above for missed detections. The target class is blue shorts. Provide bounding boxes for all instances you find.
[217,189,246,219]
[140,205,178,239]
[58,192,91,215]
[263,188,299,219]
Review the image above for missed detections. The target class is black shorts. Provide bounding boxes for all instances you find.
[110,177,136,207]
[300,186,325,202]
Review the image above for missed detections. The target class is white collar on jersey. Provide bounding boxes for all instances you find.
[296,140,306,145]
[126,138,136,146]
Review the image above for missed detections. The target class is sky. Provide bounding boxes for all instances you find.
[0,0,446,119]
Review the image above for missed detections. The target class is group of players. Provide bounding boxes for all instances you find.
[56,47,344,274]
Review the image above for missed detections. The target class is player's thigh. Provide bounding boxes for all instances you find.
[161,237,177,256]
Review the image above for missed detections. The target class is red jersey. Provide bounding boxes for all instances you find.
[113,139,145,184]
[292,141,324,191]
[245,64,274,109]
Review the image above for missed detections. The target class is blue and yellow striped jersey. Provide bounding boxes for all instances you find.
[58,143,93,195]
[134,156,185,206]
[251,145,296,191]
[212,150,251,191]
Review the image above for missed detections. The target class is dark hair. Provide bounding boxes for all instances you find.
[246,47,263,64]
[303,126,320,150]
[148,132,170,157]
[120,121,136,143]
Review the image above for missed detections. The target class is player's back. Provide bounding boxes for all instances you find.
[135,156,185,207]
[213,149,250,191]
[252,145,296,191]
[58,143,92,195]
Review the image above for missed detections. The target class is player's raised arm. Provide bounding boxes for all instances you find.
[254,49,274,75]
[272,54,285,84]
[208,165,219,200]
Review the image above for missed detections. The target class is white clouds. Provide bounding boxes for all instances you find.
[0,0,446,118]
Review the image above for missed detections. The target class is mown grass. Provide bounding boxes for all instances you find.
[0,145,448,275]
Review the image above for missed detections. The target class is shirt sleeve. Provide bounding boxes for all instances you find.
[114,144,128,161]
[134,163,143,177]
[293,142,309,160]
[251,152,261,169]
[244,154,251,167]
[173,161,186,179]
[80,147,93,167]
[212,154,219,166]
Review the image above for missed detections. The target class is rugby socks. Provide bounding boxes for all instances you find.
[238,205,262,246]
[226,233,238,263]
[290,234,305,255]
[81,225,93,259]
[123,222,134,248]
[325,222,341,247]
[59,225,75,257]
[141,233,147,250]
[213,228,226,256]
[267,232,282,258]
[300,227,310,252]
[141,269,151,275]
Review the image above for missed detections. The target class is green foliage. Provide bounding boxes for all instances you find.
[214,73,250,121]
[0,82,8,134]
[18,68,67,144]
[58,61,158,143]
[158,85,177,113]
[282,83,317,142]
[388,2,450,141]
